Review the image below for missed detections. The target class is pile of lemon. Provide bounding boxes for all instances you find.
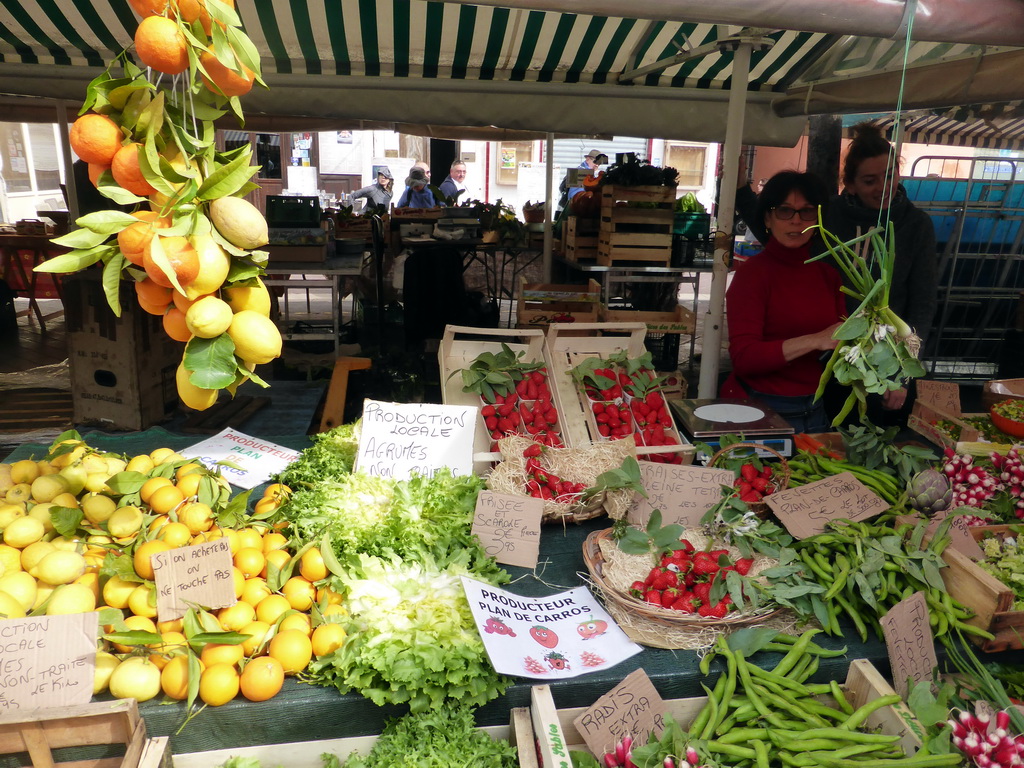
[0,438,347,708]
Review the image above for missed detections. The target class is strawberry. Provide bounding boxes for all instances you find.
[598,424,611,437]
[592,401,605,414]
[496,417,512,433]
[531,370,545,385]
[629,581,646,597]
[526,380,538,400]
[693,582,712,603]
[481,404,496,417]
[485,415,498,430]
[515,379,530,397]
[523,443,543,458]
[698,601,729,619]
[545,409,558,425]
[751,477,769,492]
[646,391,664,410]
[661,587,682,608]
[644,589,662,606]
[740,490,762,503]
[761,465,773,479]
[735,558,754,576]
[679,539,696,553]
[671,595,698,613]
[740,464,759,482]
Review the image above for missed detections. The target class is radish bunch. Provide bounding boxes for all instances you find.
[991,447,1024,518]
[948,706,1024,768]
[941,447,1024,522]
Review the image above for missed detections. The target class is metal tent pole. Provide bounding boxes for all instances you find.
[544,132,554,282]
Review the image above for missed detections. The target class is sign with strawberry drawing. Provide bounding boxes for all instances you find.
[461,577,641,679]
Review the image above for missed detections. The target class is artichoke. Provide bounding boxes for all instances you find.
[908,468,953,515]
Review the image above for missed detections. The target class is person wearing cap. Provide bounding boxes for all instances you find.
[351,167,394,211]
[561,149,608,209]
[396,166,441,208]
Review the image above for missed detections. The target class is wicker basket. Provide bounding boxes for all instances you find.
[708,442,790,518]
[582,528,782,643]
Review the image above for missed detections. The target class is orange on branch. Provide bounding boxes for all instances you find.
[70,114,122,166]
[135,16,189,75]
[128,0,169,17]
[161,306,193,343]
[119,211,171,266]
[200,46,255,98]
[88,163,110,187]
[111,143,158,197]
[143,235,200,289]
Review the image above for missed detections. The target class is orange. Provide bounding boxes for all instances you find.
[199,662,240,706]
[140,476,173,504]
[172,290,199,313]
[200,46,255,98]
[157,617,184,633]
[134,277,173,308]
[88,163,110,187]
[111,143,158,197]
[201,641,245,668]
[69,114,122,166]
[161,654,202,700]
[299,547,328,582]
[161,306,192,343]
[253,497,280,518]
[238,619,270,656]
[128,0,168,16]
[133,539,173,580]
[254,593,289,625]
[149,630,188,667]
[119,211,171,266]
[316,585,344,607]
[278,612,311,636]
[136,295,168,317]
[233,547,265,579]
[216,600,256,632]
[148,483,186,514]
[268,629,312,674]
[311,623,346,657]
[193,0,235,36]
[240,577,272,607]
[135,16,189,75]
[175,462,204,482]
[231,567,245,598]
[239,656,284,701]
[179,501,214,534]
[261,532,288,554]
[175,472,203,499]
[235,528,263,552]
[110,614,158,653]
[261,549,290,578]
[143,235,200,289]
[280,576,315,612]
[158,521,191,547]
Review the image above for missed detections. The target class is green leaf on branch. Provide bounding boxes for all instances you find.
[184,335,238,389]
[102,251,126,316]
[835,315,869,340]
[33,248,105,274]
[197,150,258,200]
[51,228,112,250]
[75,210,139,236]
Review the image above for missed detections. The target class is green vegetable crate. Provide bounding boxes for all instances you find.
[515,660,924,768]
[0,699,170,768]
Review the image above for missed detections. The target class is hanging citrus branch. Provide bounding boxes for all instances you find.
[810,220,926,425]
[35,0,278,411]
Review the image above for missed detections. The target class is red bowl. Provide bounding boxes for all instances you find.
[990,404,1024,439]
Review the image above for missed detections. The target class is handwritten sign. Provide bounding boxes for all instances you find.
[180,428,300,489]
[925,512,985,561]
[630,464,734,528]
[916,380,961,417]
[153,538,236,621]
[461,577,642,679]
[472,491,542,568]
[880,591,938,698]
[0,613,97,710]
[356,400,476,480]
[766,472,890,539]
[573,669,665,759]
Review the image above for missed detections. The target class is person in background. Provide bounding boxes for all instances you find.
[562,149,608,204]
[438,161,467,202]
[720,170,845,432]
[396,166,441,208]
[414,160,431,181]
[350,166,393,211]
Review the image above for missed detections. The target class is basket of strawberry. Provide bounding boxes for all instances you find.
[706,439,790,518]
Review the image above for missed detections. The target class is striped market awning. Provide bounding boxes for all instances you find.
[850,105,1024,152]
[1,1,1024,147]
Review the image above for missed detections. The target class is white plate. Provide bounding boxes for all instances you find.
[692,403,765,424]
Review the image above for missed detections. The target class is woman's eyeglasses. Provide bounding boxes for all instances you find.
[772,205,818,222]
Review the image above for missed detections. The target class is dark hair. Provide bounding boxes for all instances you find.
[754,170,830,229]
[842,123,897,187]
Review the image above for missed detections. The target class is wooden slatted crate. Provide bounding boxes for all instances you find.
[597,185,674,266]
[563,216,599,262]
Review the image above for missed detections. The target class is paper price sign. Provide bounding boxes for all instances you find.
[0,613,98,710]
[766,472,890,539]
[880,591,938,699]
[356,400,476,480]
[573,669,665,759]
[630,464,733,528]
[926,512,985,561]
[472,491,542,568]
[153,538,237,621]
[916,380,961,417]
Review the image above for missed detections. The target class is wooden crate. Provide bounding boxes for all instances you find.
[596,185,674,266]
[599,304,696,335]
[908,402,1016,454]
[543,322,693,462]
[563,216,599,262]
[517,279,602,331]
[0,700,170,768]
[514,660,923,768]
[939,524,1024,652]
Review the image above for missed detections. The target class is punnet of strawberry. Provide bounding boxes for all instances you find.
[702,435,785,504]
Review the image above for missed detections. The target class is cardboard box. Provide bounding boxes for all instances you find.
[0,699,170,768]
[266,244,329,264]
[514,660,922,768]
[599,304,696,334]
[517,279,601,330]
[65,272,180,432]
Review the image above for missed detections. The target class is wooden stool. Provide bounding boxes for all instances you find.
[319,356,372,432]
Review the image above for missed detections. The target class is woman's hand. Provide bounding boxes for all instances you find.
[781,322,841,362]
[883,386,908,411]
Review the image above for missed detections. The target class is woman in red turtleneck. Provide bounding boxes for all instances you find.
[721,171,846,432]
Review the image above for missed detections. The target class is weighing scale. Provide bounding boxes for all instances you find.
[670,398,796,459]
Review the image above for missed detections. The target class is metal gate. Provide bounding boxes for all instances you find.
[904,156,1024,381]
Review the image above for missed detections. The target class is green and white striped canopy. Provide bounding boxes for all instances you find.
[1,0,1023,146]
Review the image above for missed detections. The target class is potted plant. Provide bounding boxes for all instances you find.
[466,198,527,245]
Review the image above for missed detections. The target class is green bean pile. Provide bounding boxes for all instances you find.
[787,452,903,505]
[793,518,990,643]
[631,630,960,768]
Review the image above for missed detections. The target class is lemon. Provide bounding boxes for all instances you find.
[81,493,117,525]
[210,196,269,250]
[4,516,45,548]
[58,464,88,495]
[94,651,120,694]
[0,545,22,573]
[46,583,97,615]
[22,540,56,575]
[128,583,158,618]
[185,233,231,299]
[107,505,144,538]
[5,484,31,505]
[176,363,219,411]
[0,591,26,619]
[9,459,39,485]
[35,550,87,586]
[222,279,271,316]
[0,572,36,612]
[28,502,57,533]
[108,657,162,702]
[30,474,68,503]
[227,310,282,365]
[0,504,26,531]
[185,296,233,338]
[102,574,139,610]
